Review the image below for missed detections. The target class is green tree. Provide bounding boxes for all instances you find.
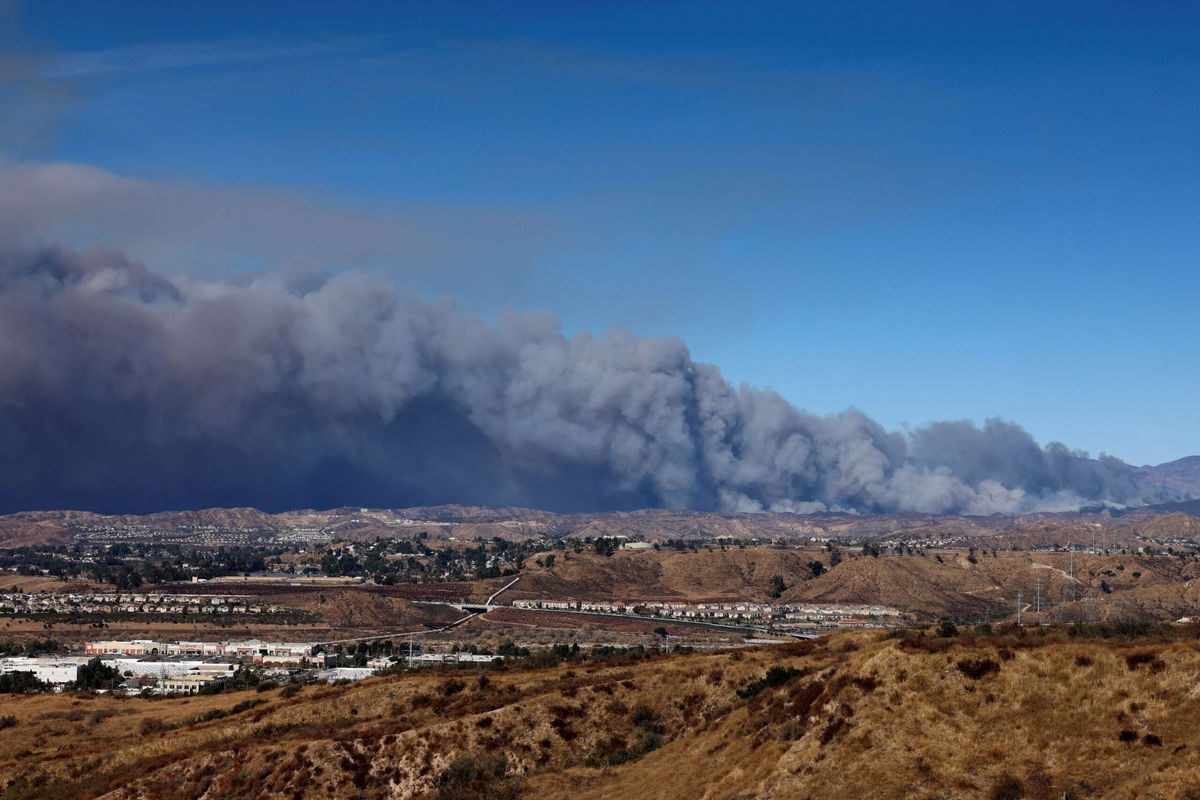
[73,657,120,690]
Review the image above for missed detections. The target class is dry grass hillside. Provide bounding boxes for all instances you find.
[509,549,1200,622]
[509,549,821,602]
[1128,513,1200,541]
[5,627,1200,799]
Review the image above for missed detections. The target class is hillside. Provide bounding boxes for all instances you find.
[3,498,1200,549]
[1137,456,1200,497]
[6,628,1200,798]
[505,548,1200,622]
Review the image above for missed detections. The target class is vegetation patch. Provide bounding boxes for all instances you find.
[434,753,522,800]
[1125,651,1166,672]
[737,666,802,699]
[956,657,1001,680]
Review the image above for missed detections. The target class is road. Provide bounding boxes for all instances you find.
[485,576,521,605]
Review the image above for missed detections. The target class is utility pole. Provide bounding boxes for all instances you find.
[1017,591,1023,626]
[1069,551,1076,603]
[1035,578,1042,614]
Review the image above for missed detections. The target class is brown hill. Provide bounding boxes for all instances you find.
[1126,512,1200,542]
[509,549,1200,622]
[508,549,821,603]
[7,500,1200,549]
[8,628,1200,798]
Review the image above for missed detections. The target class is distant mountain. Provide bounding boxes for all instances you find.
[4,499,1200,549]
[1136,455,1200,497]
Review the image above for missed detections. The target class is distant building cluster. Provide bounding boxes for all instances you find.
[0,592,280,616]
[509,598,902,627]
[84,638,318,664]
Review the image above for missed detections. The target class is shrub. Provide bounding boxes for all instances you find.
[441,678,466,696]
[1125,652,1165,672]
[434,753,523,800]
[0,715,16,730]
[280,683,302,699]
[230,698,265,715]
[988,774,1024,800]
[1118,729,1138,742]
[139,717,169,736]
[737,666,801,699]
[877,628,909,641]
[256,680,278,692]
[589,731,663,767]
[956,658,1001,680]
[629,702,660,729]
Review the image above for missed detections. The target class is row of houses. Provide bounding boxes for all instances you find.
[510,598,903,625]
[0,593,279,616]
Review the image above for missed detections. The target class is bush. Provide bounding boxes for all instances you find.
[434,753,522,800]
[1125,651,1165,672]
[280,683,302,699]
[737,666,801,699]
[988,774,1024,800]
[629,702,663,733]
[0,715,16,729]
[956,658,1001,680]
[139,717,170,736]
[937,619,959,638]
[255,680,278,692]
[230,698,265,715]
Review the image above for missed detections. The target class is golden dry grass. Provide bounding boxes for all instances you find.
[4,627,1200,799]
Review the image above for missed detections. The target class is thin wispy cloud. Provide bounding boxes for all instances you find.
[43,37,370,79]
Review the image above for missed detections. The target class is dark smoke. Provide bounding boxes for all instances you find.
[0,243,1178,516]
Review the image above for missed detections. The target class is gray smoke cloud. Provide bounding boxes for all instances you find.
[0,241,1179,516]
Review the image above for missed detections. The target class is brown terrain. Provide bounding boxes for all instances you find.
[496,547,1200,623]
[1136,455,1200,496]
[11,539,1200,642]
[5,501,1200,549]
[5,628,1200,799]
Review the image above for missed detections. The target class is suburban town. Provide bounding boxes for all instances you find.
[0,592,905,696]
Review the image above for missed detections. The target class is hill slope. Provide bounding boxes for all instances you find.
[6,629,1200,799]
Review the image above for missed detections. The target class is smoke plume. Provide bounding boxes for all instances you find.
[0,242,1177,516]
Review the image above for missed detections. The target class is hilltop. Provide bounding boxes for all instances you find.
[1137,456,1200,497]
[4,496,1200,550]
[5,627,1200,799]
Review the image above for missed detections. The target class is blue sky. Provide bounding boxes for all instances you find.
[6,1,1198,465]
